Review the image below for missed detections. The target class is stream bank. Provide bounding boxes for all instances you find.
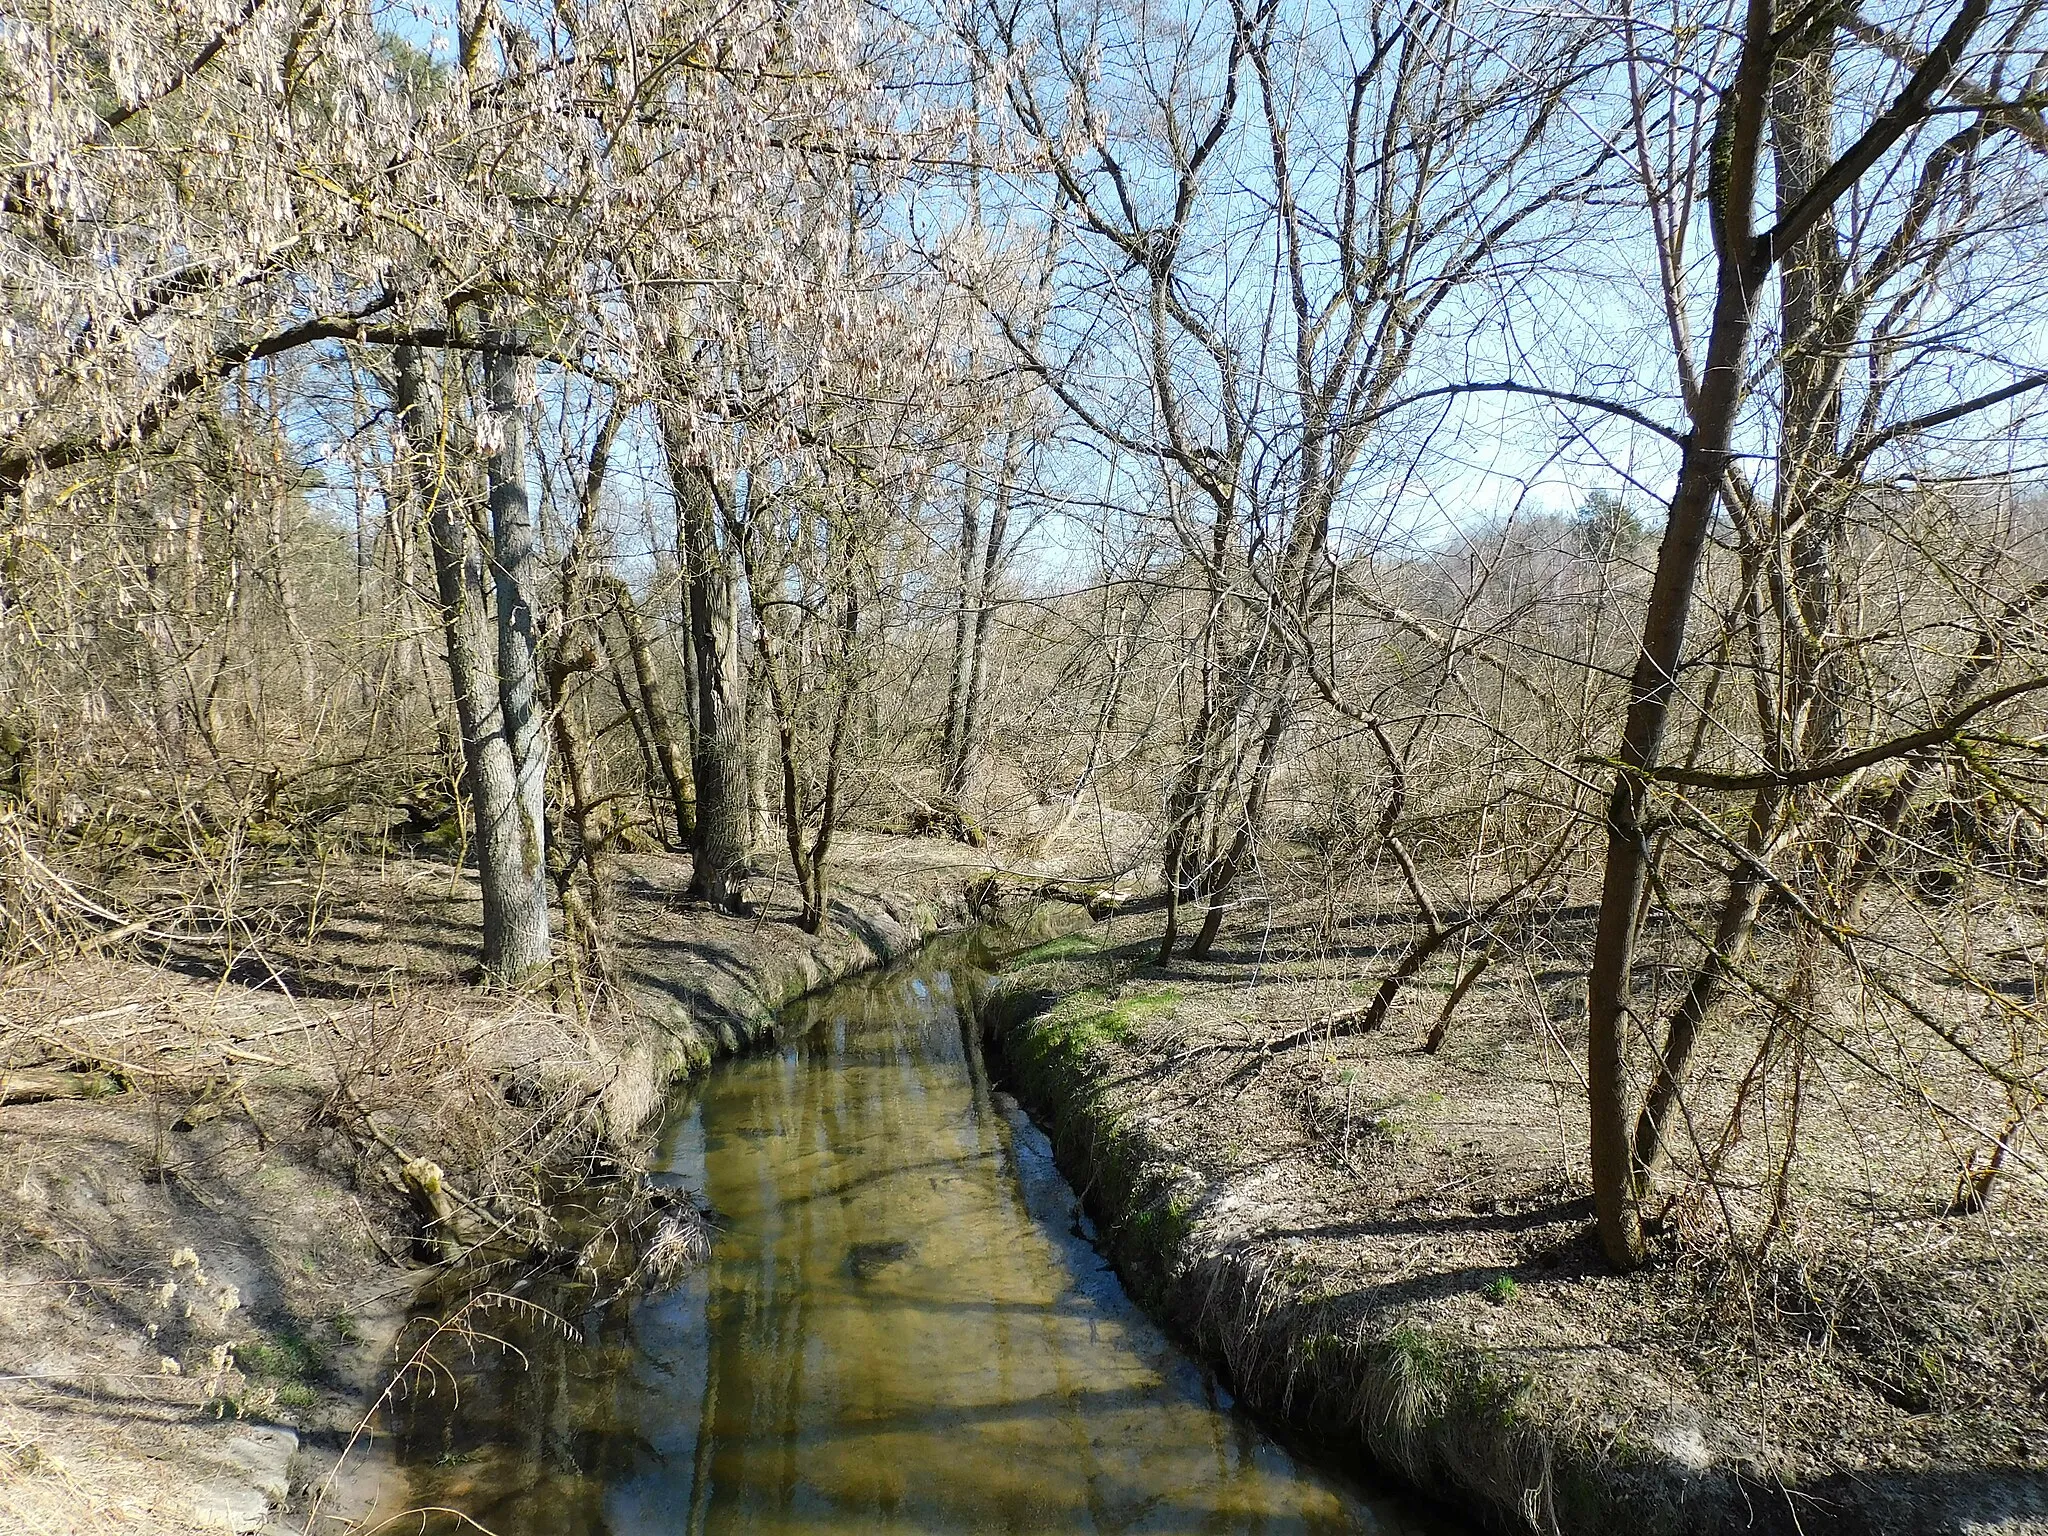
[0,835,1106,1535]
[381,924,1433,1534]
[977,922,2048,1536]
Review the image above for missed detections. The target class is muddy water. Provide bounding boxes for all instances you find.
[394,931,1433,1534]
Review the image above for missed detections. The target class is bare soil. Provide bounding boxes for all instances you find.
[981,891,2048,1535]
[0,831,1073,1535]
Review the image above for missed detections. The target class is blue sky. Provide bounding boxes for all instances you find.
[296,0,2048,590]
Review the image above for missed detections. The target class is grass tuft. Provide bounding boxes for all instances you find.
[1003,932,1105,970]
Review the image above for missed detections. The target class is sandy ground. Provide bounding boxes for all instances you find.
[982,893,2048,1535]
[0,830,1097,1536]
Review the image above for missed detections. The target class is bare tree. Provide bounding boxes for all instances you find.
[969,0,1608,959]
[394,343,549,983]
[665,429,756,913]
[1585,0,2048,1268]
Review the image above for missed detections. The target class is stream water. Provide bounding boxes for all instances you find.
[392,929,1435,1533]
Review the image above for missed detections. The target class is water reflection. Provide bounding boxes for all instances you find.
[394,936,1430,1534]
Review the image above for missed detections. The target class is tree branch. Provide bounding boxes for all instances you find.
[1762,0,1991,264]
[1600,674,2048,790]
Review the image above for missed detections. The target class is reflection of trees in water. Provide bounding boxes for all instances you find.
[396,951,1366,1534]
[393,1278,658,1531]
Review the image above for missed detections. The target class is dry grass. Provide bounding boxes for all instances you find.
[0,816,1052,1533]
[988,876,2048,1531]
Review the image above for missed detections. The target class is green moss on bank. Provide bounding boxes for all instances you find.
[976,965,1728,1536]
[1034,983,1179,1056]
[1007,932,1105,968]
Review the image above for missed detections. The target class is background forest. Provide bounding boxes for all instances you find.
[7,0,2048,1302]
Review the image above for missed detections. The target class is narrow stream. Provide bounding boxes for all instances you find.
[392,929,1436,1533]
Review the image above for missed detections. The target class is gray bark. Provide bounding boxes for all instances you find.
[942,429,1022,805]
[481,341,553,981]
[955,431,1018,801]
[396,343,547,984]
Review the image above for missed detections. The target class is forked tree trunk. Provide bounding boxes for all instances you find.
[1585,3,1777,1268]
[1584,0,1987,1268]
[943,429,1022,807]
[1630,784,1785,1181]
[1629,37,1844,1192]
[955,430,1017,799]
[481,341,553,981]
[396,343,548,985]
[758,583,858,936]
[662,420,752,910]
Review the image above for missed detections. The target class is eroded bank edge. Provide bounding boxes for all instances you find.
[973,935,1787,1536]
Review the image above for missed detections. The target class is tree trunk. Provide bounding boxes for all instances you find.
[662,418,752,910]
[389,476,423,710]
[941,462,980,792]
[1582,0,1986,1267]
[954,429,1018,803]
[396,344,545,985]
[609,576,694,845]
[757,579,858,936]
[481,341,553,981]
[263,489,317,716]
[675,563,701,764]
[1585,0,1777,1269]
[1157,601,1223,966]
[1629,785,1785,1181]
[139,510,188,761]
[1187,683,1291,959]
[802,584,859,934]
[605,639,670,840]
[1628,38,1847,1189]
[545,635,608,958]
[746,658,774,845]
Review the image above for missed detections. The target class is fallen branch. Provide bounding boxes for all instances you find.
[0,1065,128,1105]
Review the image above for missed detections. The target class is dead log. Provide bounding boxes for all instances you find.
[0,1066,126,1105]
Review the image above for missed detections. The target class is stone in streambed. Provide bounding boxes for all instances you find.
[847,1240,913,1280]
